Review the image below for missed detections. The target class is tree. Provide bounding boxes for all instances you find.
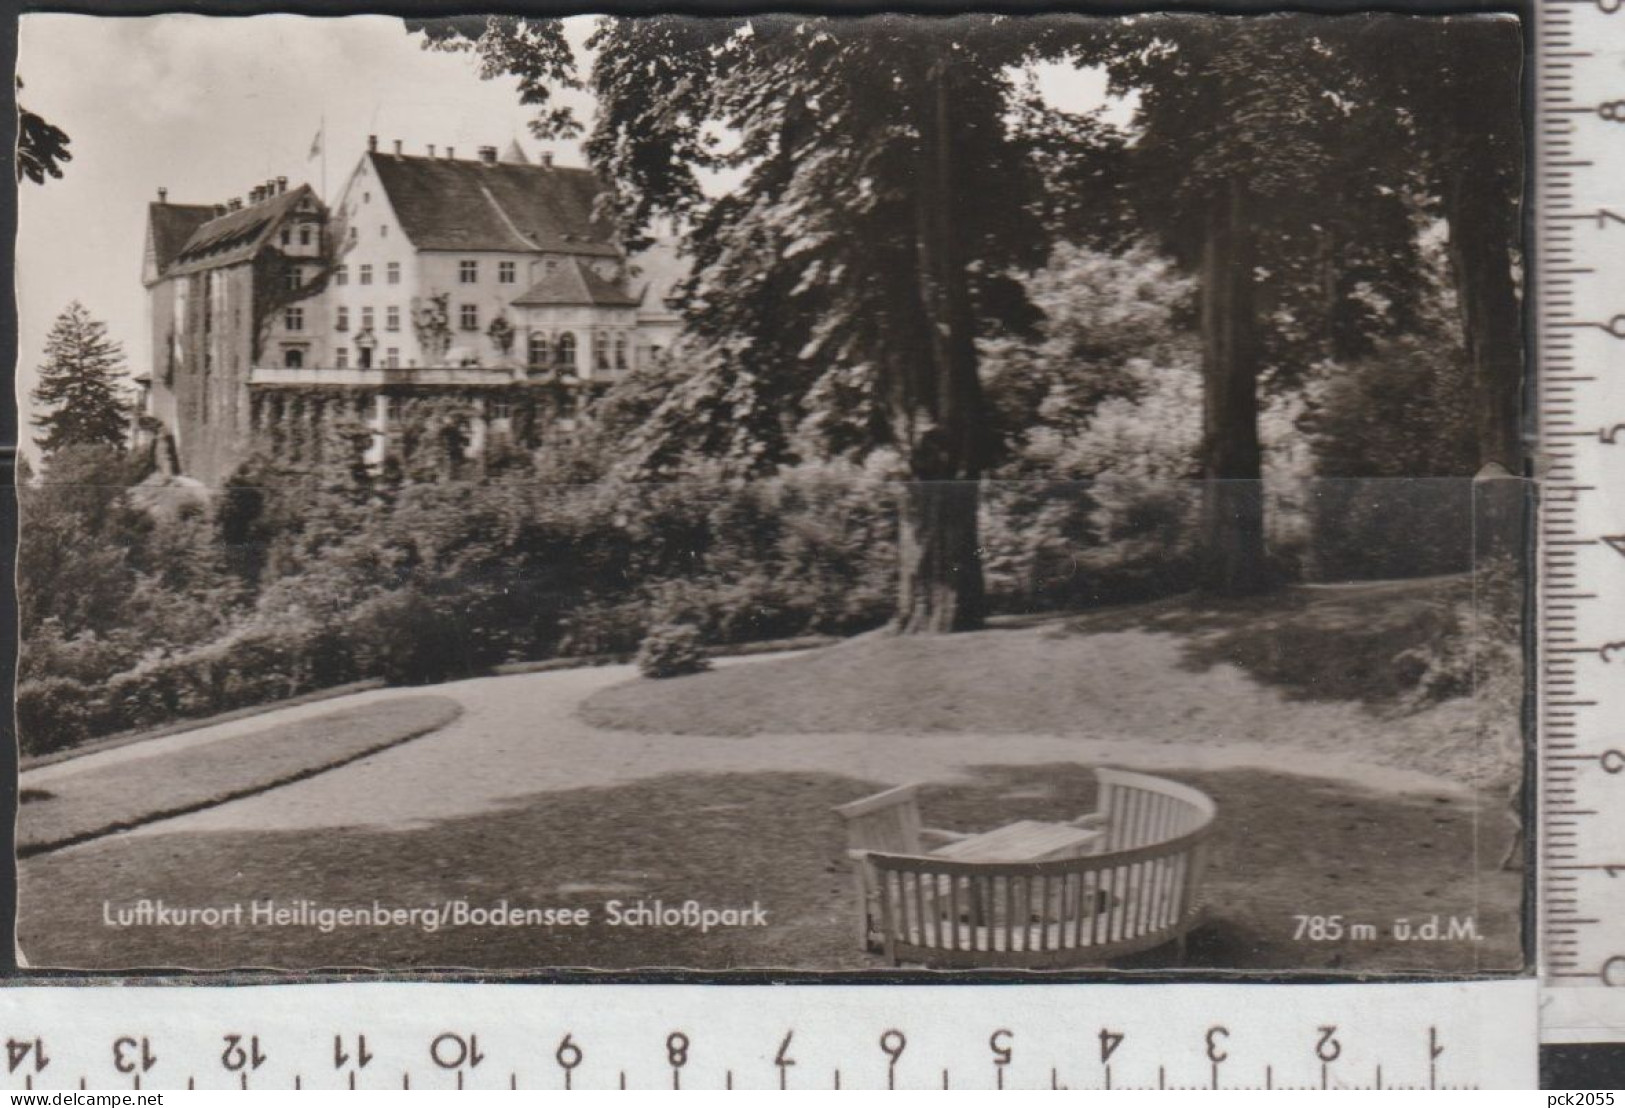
[1082,17,1424,594]
[16,78,72,185]
[420,15,1057,631]
[32,302,131,456]
[1350,17,1523,474]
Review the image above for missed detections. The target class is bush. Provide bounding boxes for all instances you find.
[16,676,95,757]
[636,623,711,679]
[348,589,476,685]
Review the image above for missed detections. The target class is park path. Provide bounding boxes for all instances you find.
[21,635,1479,848]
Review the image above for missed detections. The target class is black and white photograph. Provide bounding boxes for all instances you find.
[14,11,1528,974]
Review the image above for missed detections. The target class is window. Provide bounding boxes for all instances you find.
[336,347,349,369]
[459,260,478,284]
[284,307,304,331]
[359,346,374,369]
[336,306,349,332]
[490,398,512,420]
[387,262,400,285]
[386,306,400,332]
[363,191,371,204]
[284,349,303,369]
[594,331,609,372]
[380,225,388,239]
[299,226,312,246]
[528,333,549,367]
[614,335,628,371]
[556,332,576,368]
[280,228,291,246]
[498,261,516,284]
[386,396,401,420]
[347,226,358,246]
[460,304,479,331]
[283,268,301,292]
[385,347,400,369]
[361,307,375,331]
[335,266,348,287]
[359,264,373,286]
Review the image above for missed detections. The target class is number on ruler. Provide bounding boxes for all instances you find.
[1100,1028,1125,1064]
[774,1030,794,1090]
[555,1033,582,1089]
[5,1040,47,1075]
[1600,100,1625,122]
[333,1034,372,1070]
[221,1034,266,1073]
[112,1037,156,1075]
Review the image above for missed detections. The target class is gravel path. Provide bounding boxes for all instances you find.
[20,633,1483,851]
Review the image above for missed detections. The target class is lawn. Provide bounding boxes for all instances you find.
[580,576,1519,787]
[19,696,462,856]
[20,761,1519,973]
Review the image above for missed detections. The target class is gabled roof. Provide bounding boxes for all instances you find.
[626,239,687,313]
[165,185,320,277]
[364,152,620,257]
[146,202,217,280]
[511,256,639,308]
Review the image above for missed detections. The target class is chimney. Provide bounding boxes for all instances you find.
[478,145,498,165]
[368,134,378,153]
[157,187,168,203]
[444,146,455,160]
[393,139,403,156]
[249,186,262,204]
[427,144,436,158]
[540,152,554,168]
[229,197,243,211]
[276,175,287,194]
[265,179,277,200]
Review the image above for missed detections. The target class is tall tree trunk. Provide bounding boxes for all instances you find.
[896,57,987,633]
[1197,180,1268,596]
[1446,161,1522,476]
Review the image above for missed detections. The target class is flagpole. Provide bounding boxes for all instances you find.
[321,114,327,205]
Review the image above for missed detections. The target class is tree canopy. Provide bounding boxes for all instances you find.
[32,302,131,457]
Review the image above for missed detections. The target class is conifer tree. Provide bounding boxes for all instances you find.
[32,302,130,457]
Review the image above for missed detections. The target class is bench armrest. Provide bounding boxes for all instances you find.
[1069,813,1108,829]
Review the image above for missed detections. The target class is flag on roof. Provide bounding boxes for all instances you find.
[307,125,323,161]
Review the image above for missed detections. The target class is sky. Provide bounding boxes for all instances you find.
[15,14,1114,459]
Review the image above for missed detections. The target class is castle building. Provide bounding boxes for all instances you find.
[141,137,683,484]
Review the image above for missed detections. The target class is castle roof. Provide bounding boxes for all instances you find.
[627,239,687,313]
[365,152,620,257]
[511,256,640,308]
[146,202,217,278]
[165,184,320,277]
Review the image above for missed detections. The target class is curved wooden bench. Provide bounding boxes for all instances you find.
[850,769,1217,968]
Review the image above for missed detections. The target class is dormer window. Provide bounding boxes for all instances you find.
[299,226,312,246]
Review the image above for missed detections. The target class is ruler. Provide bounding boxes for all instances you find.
[0,982,1535,1090]
[1537,0,1625,1045]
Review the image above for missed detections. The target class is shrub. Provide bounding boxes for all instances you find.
[16,676,95,757]
[636,623,712,679]
[348,589,476,685]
